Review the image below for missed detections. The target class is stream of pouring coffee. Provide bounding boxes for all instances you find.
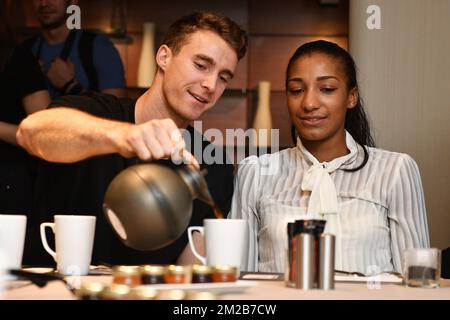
[212,204,224,219]
[199,168,224,219]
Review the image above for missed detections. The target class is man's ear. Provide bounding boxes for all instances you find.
[156,45,172,71]
[348,87,359,109]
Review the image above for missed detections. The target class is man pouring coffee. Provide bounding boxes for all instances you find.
[17,11,248,267]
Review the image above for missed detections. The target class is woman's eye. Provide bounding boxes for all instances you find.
[321,87,336,93]
[289,88,304,95]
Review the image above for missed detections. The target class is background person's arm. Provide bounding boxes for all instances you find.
[16,107,197,166]
[0,89,50,146]
[0,122,18,145]
[0,44,50,146]
[22,89,51,115]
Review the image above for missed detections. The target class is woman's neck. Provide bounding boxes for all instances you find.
[301,131,349,163]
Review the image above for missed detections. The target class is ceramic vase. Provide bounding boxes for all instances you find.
[137,22,156,88]
[252,81,272,147]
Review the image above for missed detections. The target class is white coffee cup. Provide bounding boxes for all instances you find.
[0,214,27,270]
[188,219,247,271]
[40,215,96,275]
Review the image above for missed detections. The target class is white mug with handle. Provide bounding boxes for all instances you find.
[188,219,247,271]
[40,215,96,276]
[0,214,27,271]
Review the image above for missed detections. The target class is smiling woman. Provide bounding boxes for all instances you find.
[228,40,430,276]
[285,41,374,168]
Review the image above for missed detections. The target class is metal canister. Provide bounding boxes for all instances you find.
[287,219,326,288]
[319,233,335,290]
[296,232,316,289]
[141,265,167,284]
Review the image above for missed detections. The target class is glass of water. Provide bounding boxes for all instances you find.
[404,248,441,288]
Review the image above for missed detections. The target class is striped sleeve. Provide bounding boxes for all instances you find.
[228,156,260,272]
[387,154,430,273]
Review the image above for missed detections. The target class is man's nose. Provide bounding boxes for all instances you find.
[201,74,217,92]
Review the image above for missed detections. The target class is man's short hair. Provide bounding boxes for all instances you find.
[162,11,248,60]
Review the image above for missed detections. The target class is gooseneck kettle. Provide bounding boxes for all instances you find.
[103,164,214,250]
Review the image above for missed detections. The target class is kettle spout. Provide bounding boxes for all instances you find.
[197,188,215,207]
[178,165,224,219]
[196,168,215,206]
[178,166,214,207]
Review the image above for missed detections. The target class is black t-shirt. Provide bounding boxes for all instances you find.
[0,45,47,163]
[28,92,235,266]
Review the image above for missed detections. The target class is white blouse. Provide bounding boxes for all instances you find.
[229,132,430,275]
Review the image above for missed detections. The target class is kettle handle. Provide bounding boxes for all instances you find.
[187,226,207,265]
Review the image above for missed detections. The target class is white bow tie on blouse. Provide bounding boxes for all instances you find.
[297,131,359,217]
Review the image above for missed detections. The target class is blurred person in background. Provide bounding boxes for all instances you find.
[22,0,126,99]
[0,6,50,214]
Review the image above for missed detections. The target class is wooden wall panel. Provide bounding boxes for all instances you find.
[249,36,348,91]
[113,33,142,88]
[250,0,348,36]
[124,0,248,34]
[8,0,38,28]
[76,0,111,31]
